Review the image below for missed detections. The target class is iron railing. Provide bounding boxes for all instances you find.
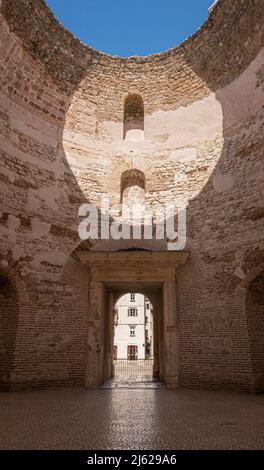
[113,359,156,383]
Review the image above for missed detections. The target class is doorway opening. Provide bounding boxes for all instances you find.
[110,293,157,387]
[81,250,187,389]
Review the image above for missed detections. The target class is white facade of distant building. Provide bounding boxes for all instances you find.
[114,293,153,360]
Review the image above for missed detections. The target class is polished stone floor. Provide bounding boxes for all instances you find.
[101,379,164,388]
[0,388,264,450]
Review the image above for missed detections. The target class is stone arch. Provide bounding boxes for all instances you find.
[113,289,156,308]
[220,254,264,392]
[93,237,172,253]
[0,262,32,390]
[231,258,264,392]
[120,168,146,215]
[123,94,144,141]
[121,169,146,196]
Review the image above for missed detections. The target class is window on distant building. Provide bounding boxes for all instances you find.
[130,293,135,302]
[128,307,138,317]
[130,325,136,337]
[146,303,150,310]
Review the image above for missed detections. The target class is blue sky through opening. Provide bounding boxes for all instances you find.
[45,0,214,57]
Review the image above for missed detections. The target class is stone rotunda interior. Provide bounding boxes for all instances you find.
[0,0,263,392]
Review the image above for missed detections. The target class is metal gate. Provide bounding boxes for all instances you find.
[113,359,156,384]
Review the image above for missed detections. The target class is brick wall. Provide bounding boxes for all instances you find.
[246,271,264,391]
[0,274,19,389]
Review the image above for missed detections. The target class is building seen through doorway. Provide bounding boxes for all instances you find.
[111,293,155,386]
[113,294,153,360]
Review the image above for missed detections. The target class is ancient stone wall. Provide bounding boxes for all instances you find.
[0,0,263,390]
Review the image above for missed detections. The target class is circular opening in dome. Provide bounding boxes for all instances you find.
[45,0,215,58]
